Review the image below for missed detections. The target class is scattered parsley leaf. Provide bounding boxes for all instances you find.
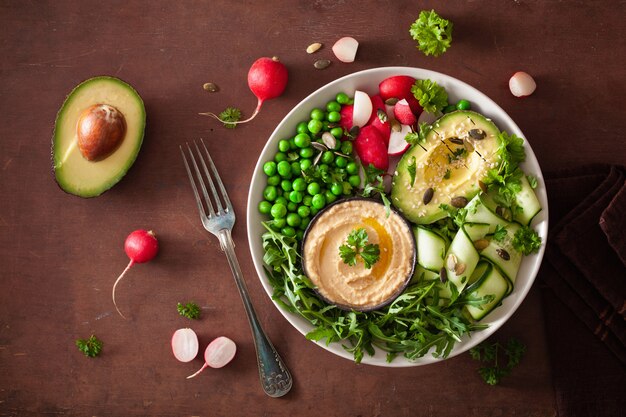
[177,302,201,320]
[409,10,453,57]
[407,156,417,187]
[526,174,538,189]
[76,335,103,358]
[411,79,449,113]
[443,169,451,180]
[512,226,542,255]
[492,225,508,242]
[470,337,526,385]
[361,164,391,216]
[339,228,380,269]
[483,131,527,212]
[218,107,241,129]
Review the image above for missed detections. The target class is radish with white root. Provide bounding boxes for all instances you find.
[171,328,199,363]
[332,37,359,63]
[509,71,536,97]
[112,229,159,318]
[187,336,237,379]
[352,91,373,128]
[200,56,288,125]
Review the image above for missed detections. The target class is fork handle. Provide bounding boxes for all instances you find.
[218,230,293,398]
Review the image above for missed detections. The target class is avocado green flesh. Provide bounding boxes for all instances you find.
[52,76,145,198]
[391,110,500,224]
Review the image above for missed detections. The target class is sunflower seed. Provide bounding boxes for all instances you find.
[496,206,512,221]
[313,151,323,166]
[306,42,322,54]
[202,82,219,92]
[384,97,399,105]
[448,137,464,145]
[314,59,331,70]
[423,188,434,205]
[478,180,488,193]
[474,239,489,251]
[390,119,402,132]
[496,248,511,261]
[469,129,486,140]
[321,132,337,149]
[311,142,328,152]
[439,267,448,283]
[451,196,469,208]
[446,254,457,270]
[454,262,466,275]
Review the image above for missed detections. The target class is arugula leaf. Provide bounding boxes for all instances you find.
[411,79,449,113]
[512,226,542,255]
[492,225,508,242]
[407,156,417,187]
[339,228,380,269]
[177,302,201,320]
[218,107,242,129]
[409,10,453,57]
[76,335,103,358]
[469,337,526,385]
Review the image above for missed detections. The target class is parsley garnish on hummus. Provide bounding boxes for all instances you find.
[339,228,380,269]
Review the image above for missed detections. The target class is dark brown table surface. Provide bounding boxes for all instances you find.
[1,1,624,416]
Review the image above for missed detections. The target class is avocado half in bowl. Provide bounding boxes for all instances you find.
[301,197,416,312]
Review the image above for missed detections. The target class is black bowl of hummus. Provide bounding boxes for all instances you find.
[301,197,417,312]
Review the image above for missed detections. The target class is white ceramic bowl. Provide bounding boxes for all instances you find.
[246,67,548,367]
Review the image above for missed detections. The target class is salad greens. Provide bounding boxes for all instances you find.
[409,10,453,57]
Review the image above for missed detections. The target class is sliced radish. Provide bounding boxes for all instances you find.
[332,37,359,63]
[187,336,237,379]
[354,125,389,170]
[379,75,423,115]
[417,109,442,125]
[388,124,413,156]
[352,91,372,128]
[393,99,417,125]
[339,104,353,129]
[171,328,199,363]
[509,71,536,97]
[367,95,391,145]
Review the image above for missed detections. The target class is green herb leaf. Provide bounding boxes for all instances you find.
[526,174,538,189]
[218,107,242,129]
[409,10,453,57]
[492,225,508,242]
[411,79,449,113]
[361,164,392,216]
[469,337,526,385]
[76,335,103,358]
[512,226,542,255]
[339,228,380,269]
[177,302,201,320]
[407,156,417,187]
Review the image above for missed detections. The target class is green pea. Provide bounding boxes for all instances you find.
[346,161,358,175]
[303,195,313,207]
[273,218,286,228]
[296,121,309,134]
[263,185,278,201]
[310,108,325,121]
[281,179,293,192]
[443,104,456,114]
[291,161,301,176]
[330,127,344,139]
[267,175,280,186]
[287,202,298,212]
[282,226,296,237]
[310,207,319,216]
[327,111,341,123]
[326,101,341,112]
[348,175,361,187]
[270,203,287,219]
[294,133,311,148]
[307,182,321,196]
[311,193,326,209]
[335,156,347,168]
[275,196,288,207]
[325,190,337,204]
[321,151,335,164]
[318,163,329,172]
[340,141,353,155]
[296,230,304,241]
[263,161,276,176]
[300,159,312,171]
[299,218,310,230]
[286,213,301,227]
[277,160,291,177]
[289,138,298,151]
[258,200,272,214]
[300,147,314,158]
[456,99,471,110]
[330,183,343,196]
[308,119,323,135]
[278,140,290,153]
[289,190,303,203]
[336,92,350,104]
[297,205,310,218]
[292,178,306,192]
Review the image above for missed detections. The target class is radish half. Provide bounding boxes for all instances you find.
[388,124,413,156]
[352,91,372,128]
[187,336,237,379]
[509,71,536,97]
[332,37,359,63]
[393,99,417,125]
[171,328,199,363]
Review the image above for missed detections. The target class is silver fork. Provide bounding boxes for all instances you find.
[181,139,292,398]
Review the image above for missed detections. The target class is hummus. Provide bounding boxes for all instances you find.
[302,198,416,310]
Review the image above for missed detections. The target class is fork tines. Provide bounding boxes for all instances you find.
[180,139,232,219]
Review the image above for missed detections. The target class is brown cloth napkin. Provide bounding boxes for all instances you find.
[540,164,626,417]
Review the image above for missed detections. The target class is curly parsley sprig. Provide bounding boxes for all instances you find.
[470,337,526,385]
[177,302,201,320]
[409,10,453,57]
[76,335,103,358]
[218,107,242,129]
[339,228,381,269]
[411,79,449,113]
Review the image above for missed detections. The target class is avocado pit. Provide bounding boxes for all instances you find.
[76,103,127,161]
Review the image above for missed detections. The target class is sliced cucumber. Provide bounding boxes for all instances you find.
[463,222,490,241]
[480,223,522,290]
[465,194,509,233]
[415,226,447,272]
[443,224,480,294]
[513,175,542,225]
[412,264,440,283]
[465,261,510,320]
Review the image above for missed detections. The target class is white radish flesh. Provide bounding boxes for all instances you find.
[417,110,442,125]
[187,336,237,379]
[352,91,372,128]
[332,37,359,63]
[388,124,413,156]
[509,71,537,97]
[171,328,199,363]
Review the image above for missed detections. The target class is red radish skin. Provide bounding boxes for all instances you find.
[367,95,391,145]
[171,328,199,363]
[339,104,353,130]
[378,75,423,115]
[187,336,237,379]
[354,125,389,171]
[393,99,417,125]
[200,56,288,125]
[112,229,159,319]
[509,71,537,97]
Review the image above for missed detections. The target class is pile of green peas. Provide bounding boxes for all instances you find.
[258,92,362,241]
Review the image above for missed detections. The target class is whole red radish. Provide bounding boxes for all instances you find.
[339,104,354,130]
[354,125,389,171]
[200,56,288,125]
[187,336,237,379]
[112,229,159,318]
[379,75,423,115]
[367,95,391,145]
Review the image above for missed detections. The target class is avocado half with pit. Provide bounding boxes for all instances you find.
[52,76,146,197]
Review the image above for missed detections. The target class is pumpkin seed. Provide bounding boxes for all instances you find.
[473,239,489,251]
[423,187,434,205]
[439,267,448,283]
[306,42,322,54]
[314,59,331,70]
[454,262,466,275]
[446,254,457,270]
[377,109,388,123]
[464,140,475,153]
[202,82,219,92]
[468,129,486,140]
[496,248,511,261]
[451,196,469,208]
[321,132,337,149]
[448,137,464,145]
[496,206,512,221]
[349,125,360,137]
[390,119,402,132]
[384,97,399,105]
[478,180,488,193]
